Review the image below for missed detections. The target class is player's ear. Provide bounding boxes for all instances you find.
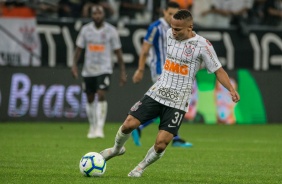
[190,24,193,29]
[188,24,193,31]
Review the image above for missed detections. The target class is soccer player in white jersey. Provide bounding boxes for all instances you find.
[132,1,192,148]
[100,10,240,177]
[71,5,126,139]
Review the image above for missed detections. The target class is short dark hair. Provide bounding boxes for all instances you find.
[173,10,193,21]
[166,1,180,10]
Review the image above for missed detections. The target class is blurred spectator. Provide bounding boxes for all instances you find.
[82,0,114,19]
[192,0,213,28]
[0,0,41,66]
[119,0,147,22]
[170,0,193,10]
[151,0,163,21]
[201,0,254,29]
[264,0,282,26]
[58,0,83,18]
[36,0,58,18]
[1,0,36,17]
[229,0,254,27]
[248,0,266,25]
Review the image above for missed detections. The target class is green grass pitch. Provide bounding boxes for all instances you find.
[0,122,281,184]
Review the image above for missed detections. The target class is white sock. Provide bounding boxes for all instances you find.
[96,101,107,131]
[86,102,96,130]
[113,126,131,152]
[138,145,165,170]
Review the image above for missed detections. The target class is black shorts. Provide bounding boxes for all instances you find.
[82,74,111,94]
[129,95,186,136]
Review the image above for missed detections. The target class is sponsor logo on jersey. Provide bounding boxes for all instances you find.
[164,59,189,75]
[88,44,105,52]
[205,46,219,67]
[206,39,212,46]
[157,87,180,101]
[130,101,142,111]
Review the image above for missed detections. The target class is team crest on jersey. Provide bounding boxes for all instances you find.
[130,101,142,111]
[184,45,195,57]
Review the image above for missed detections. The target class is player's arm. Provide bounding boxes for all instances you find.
[215,67,240,103]
[132,41,152,83]
[71,46,83,79]
[114,48,127,86]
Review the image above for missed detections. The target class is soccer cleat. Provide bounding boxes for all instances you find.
[100,146,126,161]
[128,165,144,177]
[87,132,97,139]
[87,128,97,139]
[132,128,141,146]
[95,128,105,138]
[172,138,193,148]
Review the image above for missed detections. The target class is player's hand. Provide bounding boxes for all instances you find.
[71,65,78,79]
[119,71,127,86]
[132,69,144,84]
[230,90,240,103]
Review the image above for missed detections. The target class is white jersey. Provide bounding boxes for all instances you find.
[76,22,121,77]
[146,29,222,112]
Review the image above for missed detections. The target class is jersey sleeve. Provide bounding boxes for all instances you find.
[144,24,159,45]
[110,27,122,50]
[201,39,222,73]
[76,26,86,48]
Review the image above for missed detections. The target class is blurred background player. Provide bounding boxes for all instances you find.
[132,1,192,147]
[71,5,126,139]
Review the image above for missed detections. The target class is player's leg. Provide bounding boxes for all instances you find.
[131,118,156,146]
[83,77,98,139]
[131,74,160,146]
[100,115,141,161]
[172,135,193,147]
[172,80,198,147]
[100,95,160,161]
[128,106,185,177]
[95,89,107,138]
[128,130,174,177]
[95,74,111,138]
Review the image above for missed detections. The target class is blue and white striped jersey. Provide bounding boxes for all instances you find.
[144,18,170,82]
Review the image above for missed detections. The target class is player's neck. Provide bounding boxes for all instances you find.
[180,31,196,41]
[94,22,104,29]
[187,31,196,39]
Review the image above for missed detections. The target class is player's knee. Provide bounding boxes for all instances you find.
[97,90,106,101]
[121,115,140,134]
[154,141,168,153]
[87,94,95,103]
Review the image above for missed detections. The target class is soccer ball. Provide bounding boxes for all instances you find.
[79,152,106,177]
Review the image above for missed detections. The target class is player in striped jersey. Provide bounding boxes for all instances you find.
[132,1,192,147]
[72,5,126,139]
[100,9,240,177]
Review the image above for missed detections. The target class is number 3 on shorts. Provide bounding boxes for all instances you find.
[168,112,183,127]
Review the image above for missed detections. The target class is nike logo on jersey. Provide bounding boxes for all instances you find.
[188,41,197,46]
[168,124,176,128]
